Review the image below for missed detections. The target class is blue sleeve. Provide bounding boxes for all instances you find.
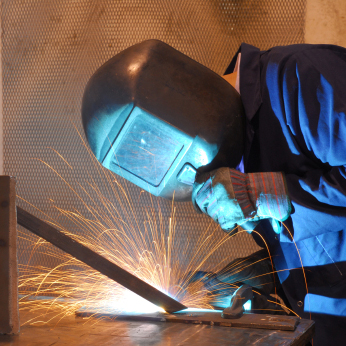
[265,46,346,241]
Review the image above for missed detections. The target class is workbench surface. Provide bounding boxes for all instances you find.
[0,310,314,346]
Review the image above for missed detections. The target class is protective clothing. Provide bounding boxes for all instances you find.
[192,167,291,232]
[224,43,346,346]
[82,40,245,200]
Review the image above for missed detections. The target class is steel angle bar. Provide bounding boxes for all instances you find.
[17,207,186,313]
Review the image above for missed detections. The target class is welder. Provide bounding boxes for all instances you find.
[82,40,346,346]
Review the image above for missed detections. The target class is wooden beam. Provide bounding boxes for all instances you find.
[0,176,19,334]
[17,206,186,313]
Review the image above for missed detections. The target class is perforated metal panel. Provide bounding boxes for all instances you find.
[2,0,305,278]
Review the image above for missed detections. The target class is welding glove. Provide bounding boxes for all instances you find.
[188,250,290,314]
[191,167,291,234]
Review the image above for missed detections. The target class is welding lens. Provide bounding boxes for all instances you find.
[102,109,186,187]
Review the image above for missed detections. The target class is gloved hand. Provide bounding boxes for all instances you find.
[187,250,290,314]
[192,167,291,233]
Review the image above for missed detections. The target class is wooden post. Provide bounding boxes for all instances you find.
[0,4,3,177]
[0,176,19,334]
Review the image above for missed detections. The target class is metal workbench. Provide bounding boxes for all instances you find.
[0,310,314,346]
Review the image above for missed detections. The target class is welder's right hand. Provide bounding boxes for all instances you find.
[191,167,291,233]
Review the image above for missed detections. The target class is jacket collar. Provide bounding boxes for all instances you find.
[225,43,263,170]
[238,43,262,122]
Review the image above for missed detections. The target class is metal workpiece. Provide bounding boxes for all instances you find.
[17,207,186,313]
[77,309,301,331]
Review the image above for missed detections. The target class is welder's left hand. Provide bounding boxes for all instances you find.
[191,167,291,233]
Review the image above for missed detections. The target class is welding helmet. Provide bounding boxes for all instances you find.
[82,40,244,201]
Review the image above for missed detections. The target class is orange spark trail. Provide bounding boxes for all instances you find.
[17,127,307,324]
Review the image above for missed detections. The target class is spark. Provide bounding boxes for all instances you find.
[17,126,307,325]
[17,130,234,324]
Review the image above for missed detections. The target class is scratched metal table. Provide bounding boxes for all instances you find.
[0,310,314,346]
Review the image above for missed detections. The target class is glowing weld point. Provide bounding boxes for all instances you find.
[243,299,252,311]
[177,308,223,313]
[108,289,166,314]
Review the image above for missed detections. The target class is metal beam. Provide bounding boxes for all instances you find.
[76,309,302,332]
[17,206,186,313]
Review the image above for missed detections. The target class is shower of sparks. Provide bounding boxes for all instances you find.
[16,133,232,324]
[17,128,303,325]
[17,186,232,324]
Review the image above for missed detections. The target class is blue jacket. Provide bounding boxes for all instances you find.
[226,43,346,345]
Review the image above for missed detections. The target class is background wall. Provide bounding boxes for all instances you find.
[2,0,306,284]
[305,0,346,46]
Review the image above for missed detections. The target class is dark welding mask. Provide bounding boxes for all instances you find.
[82,40,244,201]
